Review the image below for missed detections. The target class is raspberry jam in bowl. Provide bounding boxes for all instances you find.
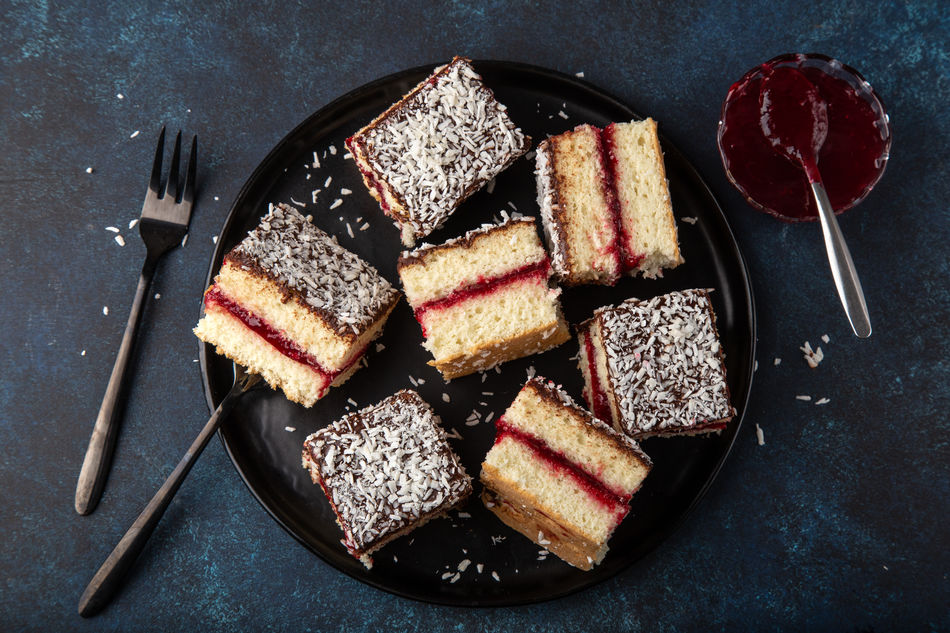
[717,53,891,221]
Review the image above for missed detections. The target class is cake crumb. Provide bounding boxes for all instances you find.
[86,167,94,174]
[284,426,296,432]
[129,130,140,139]
[800,341,824,368]
[491,571,500,582]
[821,334,830,344]
[681,216,698,224]
[755,424,765,446]
[114,234,125,246]
[796,394,812,401]
[442,393,451,403]
[774,357,782,366]
[102,306,109,316]
[815,397,830,405]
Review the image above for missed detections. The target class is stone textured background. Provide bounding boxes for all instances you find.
[1,1,947,631]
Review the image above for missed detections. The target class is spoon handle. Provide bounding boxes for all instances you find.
[77,369,260,618]
[811,181,872,338]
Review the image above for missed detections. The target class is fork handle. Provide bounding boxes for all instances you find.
[78,373,255,618]
[75,259,157,515]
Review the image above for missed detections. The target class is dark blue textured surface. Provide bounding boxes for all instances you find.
[1,1,947,631]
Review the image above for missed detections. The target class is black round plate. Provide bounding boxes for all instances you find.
[200,60,756,606]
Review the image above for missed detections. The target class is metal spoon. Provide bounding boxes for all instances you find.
[760,65,872,338]
[78,364,261,618]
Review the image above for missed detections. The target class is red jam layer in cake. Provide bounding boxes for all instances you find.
[494,417,630,523]
[204,286,365,383]
[412,259,551,330]
[582,332,614,423]
[591,126,624,275]
[602,124,644,271]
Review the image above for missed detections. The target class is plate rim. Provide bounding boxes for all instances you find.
[198,58,757,607]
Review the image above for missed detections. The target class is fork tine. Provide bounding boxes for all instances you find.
[182,135,197,208]
[147,126,166,199]
[163,131,182,202]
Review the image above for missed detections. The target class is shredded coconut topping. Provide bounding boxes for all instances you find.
[230,203,398,337]
[303,390,471,553]
[597,289,734,434]
[355,57,529,242]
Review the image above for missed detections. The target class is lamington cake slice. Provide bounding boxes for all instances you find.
[536,118,683,285]
[302,390,472,568]
[480,377,652,570]
[194,203,400,407]
[397,216,571,380]
[346,56,531,247]
[577,289,735,438]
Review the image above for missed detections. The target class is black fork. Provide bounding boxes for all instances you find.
[75,127,198,516]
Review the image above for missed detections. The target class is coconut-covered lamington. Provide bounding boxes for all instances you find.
[301,390,472,568]
[577,289,735,438]
[480,377,652,570]
[346,56,531,247]
[536,119,683,285]
[397,216,570,380]
[194,204,400,407]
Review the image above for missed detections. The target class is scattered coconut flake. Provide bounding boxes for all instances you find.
[81,349,86,356]
[311,189,321,203]
[290,197,306,208]
[129,130,140,139]
[440,571,454,580]
[181,233,188,247]
[341,188,352,195]
[86,167,94,174]
[408,375,418,387]
[575,71,585,78]
[154,293,161,300]
[458,559,471,572]
[375,343,385,353]
[821,334,830,344]
[486,178,496,194]
[754,360,758,372]
[815,397,830,405]
[212,235,218,244]
[457,511,470,519]
[329,144,337,155]
[800,341,824,368]
[476,563,484,573]
[491,571,500,582]
[481,373,488,383]
[359,223,370,231]
[393,555,398,563]
[284,426,296,432]
[465,419,479,427]
[102,306,109,315]
[330,198,343,210]
[449,573,461,583]
[346,397,358,407]
[774,357,782,366]
[557,110,569,119]
[345,222,354,238]
[442,393,451,403]
[681,216,698,224]
[114,234,126,246]
[128,218,139,229]
[484,411,495,424]
[538,531,551,546]
[116,93,124,99]
[105,226,120,233]
[796,395,812,401]
[417,378,425,385]
[444,428,462,440]
[214,196,219,201]
[526,365,536,380]
[755,424,765,446]
[507,201,517,210]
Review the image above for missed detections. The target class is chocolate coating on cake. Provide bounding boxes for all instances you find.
[302,390,471,555]
[597,289,734,435]
[352,57,530,241]
[226,203,399,339]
